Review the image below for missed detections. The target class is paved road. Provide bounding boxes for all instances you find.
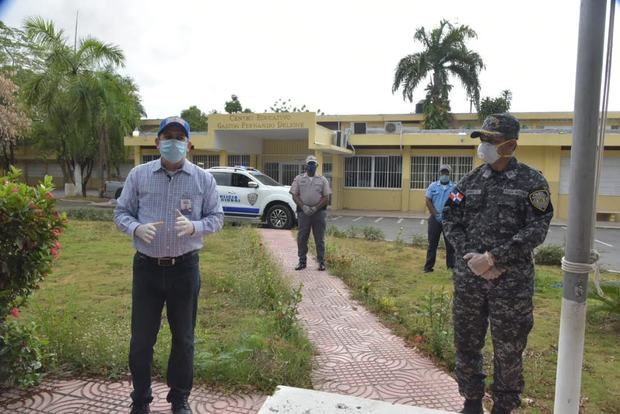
[326,213,620,273]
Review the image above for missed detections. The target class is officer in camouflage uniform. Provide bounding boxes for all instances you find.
[442,113,553,414]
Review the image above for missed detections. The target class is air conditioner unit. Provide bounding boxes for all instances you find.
[384,121,402,134]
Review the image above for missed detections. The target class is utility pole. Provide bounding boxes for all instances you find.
[553,0,608,413]
[73,10,79,52]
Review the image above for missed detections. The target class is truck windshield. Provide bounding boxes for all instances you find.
[250,172,283,186]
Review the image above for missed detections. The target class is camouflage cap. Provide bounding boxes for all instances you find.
[470,113,520,140]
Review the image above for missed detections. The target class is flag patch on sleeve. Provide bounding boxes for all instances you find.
[449,190,464,204]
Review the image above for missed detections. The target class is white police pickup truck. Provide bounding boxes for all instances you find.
[207,166,297,229]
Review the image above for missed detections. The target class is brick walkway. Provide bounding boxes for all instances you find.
[0,229,462,413]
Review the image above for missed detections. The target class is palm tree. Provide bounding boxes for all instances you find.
[22,17,127,196]
[392,20,484,129]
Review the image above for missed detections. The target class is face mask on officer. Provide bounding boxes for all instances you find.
[477,139,516,164]
[306,162,317,176]
[159,139,188,163]
[439,174,450,184]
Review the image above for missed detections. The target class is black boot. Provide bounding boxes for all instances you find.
[460,399,483,414]
[318,262,326,271]
[129,402,150,414]
[171,396,192,414]
[294,261,306,270]
[491,406,511,414]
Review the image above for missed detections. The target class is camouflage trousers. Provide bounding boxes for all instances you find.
[453,278,534,411]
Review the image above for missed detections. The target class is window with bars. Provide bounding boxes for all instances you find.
[410,155,473,189]
[228,154,250,167]
[192,154,219,169]
[142,154,159,164]
[264,162,280,181]
[322,162,333,185]
[345,156,402,188]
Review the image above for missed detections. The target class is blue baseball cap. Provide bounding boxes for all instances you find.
[158,116,191,139]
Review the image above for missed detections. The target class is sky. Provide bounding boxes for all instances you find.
[1,0,619,119]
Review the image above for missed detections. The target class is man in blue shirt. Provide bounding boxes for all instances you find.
[114,116,224,414]
[423,164,456,273]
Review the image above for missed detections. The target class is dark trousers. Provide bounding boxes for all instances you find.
[453,283,534,411]
[297,209,327,264]
[424,215,455,271]
[129,252,201,405]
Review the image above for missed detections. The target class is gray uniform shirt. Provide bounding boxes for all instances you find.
[290,173,332,207]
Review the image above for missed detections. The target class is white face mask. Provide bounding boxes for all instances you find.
[477,140,515,164]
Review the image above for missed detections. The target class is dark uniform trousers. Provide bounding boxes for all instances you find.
[452,266,534,412]
[130,252,201,405]
[297,209,327,264]
[424,215,456,271]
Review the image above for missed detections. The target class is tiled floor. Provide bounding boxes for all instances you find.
[0,229,462,413]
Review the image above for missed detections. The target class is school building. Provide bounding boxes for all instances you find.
[13,111,620,221]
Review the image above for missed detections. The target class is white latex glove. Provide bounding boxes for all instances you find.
[480,266,505,281]
[135,222,163,244]
[175,209,195,237]
[463,251,494,276]
[302,205,315,216]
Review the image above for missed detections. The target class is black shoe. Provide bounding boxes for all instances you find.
[129,402,150,414]
[318,262,326,271]
[460,399,483,414]
[294,262,306,270]
[171,396,192,414]
[423,268,433,273]
[491,406,511,414]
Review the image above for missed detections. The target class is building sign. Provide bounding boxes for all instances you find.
[215,113,306,129]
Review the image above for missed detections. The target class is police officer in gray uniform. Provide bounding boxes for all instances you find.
[290,155,332,271]
[443,114,553,414]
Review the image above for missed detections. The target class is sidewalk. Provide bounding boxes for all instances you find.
[0,229,462,413]
[260,229,463,411]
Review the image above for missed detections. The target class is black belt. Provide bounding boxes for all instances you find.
[137,250,198,267]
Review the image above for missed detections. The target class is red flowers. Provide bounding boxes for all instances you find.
[414,335,423,344]
[10,307,20,318]
[50,240,61,258]
[45,192,54,200]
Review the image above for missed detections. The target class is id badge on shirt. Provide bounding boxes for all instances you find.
[180,193,193,217]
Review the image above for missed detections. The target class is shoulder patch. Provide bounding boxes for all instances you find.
[448,189,465,205]
[529,189,550,212]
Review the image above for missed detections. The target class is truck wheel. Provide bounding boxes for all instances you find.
[265,204,293,229]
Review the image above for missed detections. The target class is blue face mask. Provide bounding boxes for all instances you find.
[159,139,187,163]
[439,175,450,184]
[306,163,317,175]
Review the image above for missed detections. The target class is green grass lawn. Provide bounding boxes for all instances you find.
[21,221,313,392]
[323,235,620,414]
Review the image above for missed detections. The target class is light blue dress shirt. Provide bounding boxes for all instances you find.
[425,180,455,222]
[114,159,224,258]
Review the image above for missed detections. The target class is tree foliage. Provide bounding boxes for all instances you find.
[224,94,250,113]
[20,17,142,196]
[392,20,484,129]
[180,105,209,131]
[0,74,29,172]
[478,90,512,121]
[267,98,324,115]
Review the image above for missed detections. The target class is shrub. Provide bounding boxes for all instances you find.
[0,319,52,388]
[535,244,564,266]
[361,226,385,241]
[64,207,113,221]
[413,288,454,362]
[0,167,66,317]
[326,225,347,238]
[0,167,65,387]
[589,281,620,317]
[412,234,428,248]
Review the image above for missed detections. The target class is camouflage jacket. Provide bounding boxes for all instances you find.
[443,157,554,268]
